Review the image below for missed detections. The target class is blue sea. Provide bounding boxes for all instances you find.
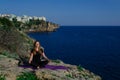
[28,26,120,80]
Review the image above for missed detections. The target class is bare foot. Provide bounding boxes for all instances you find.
[37,66,40,69]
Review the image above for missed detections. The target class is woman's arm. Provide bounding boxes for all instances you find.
[42,52,50,61]
[29,53,33,64]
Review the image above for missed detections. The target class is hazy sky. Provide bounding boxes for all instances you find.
[0,0,120,26]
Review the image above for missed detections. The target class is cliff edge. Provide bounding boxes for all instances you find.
[0,55,101,80]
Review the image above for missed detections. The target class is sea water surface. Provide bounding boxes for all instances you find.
[28,26,120,80]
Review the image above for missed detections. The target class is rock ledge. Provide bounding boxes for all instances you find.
[0,55,101,80]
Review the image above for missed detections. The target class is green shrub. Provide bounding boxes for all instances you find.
[0,74,6,80]
[1,51,19,59]
[52,60,61,63]
[0,17,14,31]
[77,65,83,71]
[66,74,73,78]
[16,72,38,80]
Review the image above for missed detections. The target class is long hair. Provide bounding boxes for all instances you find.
[31,41,43,55]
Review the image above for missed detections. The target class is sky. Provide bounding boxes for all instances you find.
[0,0,120,26]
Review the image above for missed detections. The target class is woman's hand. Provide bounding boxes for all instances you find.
[29,60,31,64]
[47,59,51,63]
[29,53,33,64]
[42,52,50,62]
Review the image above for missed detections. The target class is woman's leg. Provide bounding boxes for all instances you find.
[39,60,49,67]
[31,61,39,69]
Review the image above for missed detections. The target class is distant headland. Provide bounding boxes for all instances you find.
[0,13,59,32]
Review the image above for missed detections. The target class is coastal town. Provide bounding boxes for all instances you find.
[0,13,59,32]
[0,13,46,23]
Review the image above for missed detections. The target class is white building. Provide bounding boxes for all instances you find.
[33,16,38,20]
[9,18,13,21]
[7,14,16,21]
[28,16,32,20]
[0,13,47,23]
[21,15,30,23]
[16,16,22,22]
[38,16,46,21]
[10,14,16,18]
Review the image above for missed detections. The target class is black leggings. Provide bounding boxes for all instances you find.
[31,60,48,68]
[39,60,49,67]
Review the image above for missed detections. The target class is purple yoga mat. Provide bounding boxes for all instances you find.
[19,64,68,70]
[44,65,68,70]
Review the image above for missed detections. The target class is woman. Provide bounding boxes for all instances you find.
[29,41,50,68]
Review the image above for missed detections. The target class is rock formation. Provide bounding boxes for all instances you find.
[0,55,101,80]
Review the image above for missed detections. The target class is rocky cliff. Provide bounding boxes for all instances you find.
[0,55,101,80]
[0,18,101,80]
[24,22,59,32]
[0,17,34,60]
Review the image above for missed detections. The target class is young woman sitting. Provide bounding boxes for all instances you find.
[29,41,50,69]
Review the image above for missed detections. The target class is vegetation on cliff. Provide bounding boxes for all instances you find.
[0,17,34,59]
